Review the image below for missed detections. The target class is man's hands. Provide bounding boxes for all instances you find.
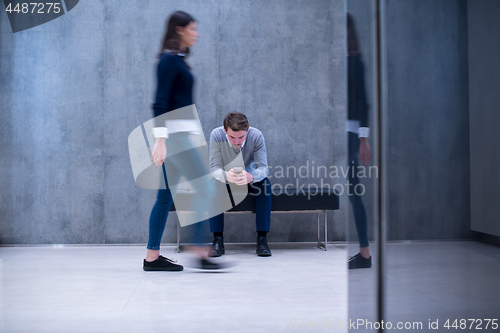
[243,170,254,185]
[359,137,371,166]
[151,138,166,167]
[226,168,253,185]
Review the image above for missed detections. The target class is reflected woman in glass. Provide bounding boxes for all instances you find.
[347,13,372,269]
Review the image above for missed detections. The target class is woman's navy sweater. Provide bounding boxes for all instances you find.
[152,52,194,126]
[347,53,369,128]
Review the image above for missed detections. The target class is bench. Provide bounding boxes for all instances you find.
[170,187,340,251]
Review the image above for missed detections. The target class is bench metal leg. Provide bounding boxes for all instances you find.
[324,210,328,250]
[176,220,181,253]
[317,210,327,251]
[175,211,328,251]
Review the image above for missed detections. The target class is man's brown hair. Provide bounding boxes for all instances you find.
[223,112,249,132]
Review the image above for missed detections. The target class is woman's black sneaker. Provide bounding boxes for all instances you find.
[348,253,372,269]
[143,255,183,271]
[198,258,225,270]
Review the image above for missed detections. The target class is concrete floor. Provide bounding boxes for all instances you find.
[0,244,347,333]
[348,241,500,332]
[1,241,499,332]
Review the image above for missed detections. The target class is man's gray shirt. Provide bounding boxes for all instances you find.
[209,126,269,183]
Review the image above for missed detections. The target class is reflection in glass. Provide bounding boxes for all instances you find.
[347,0,500,332]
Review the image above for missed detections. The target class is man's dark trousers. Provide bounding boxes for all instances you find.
[209,178,272,233]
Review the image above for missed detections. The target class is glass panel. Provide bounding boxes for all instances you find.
[346,0,500,331]
[345,0,380,330]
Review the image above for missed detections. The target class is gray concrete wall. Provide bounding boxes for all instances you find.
[468,0,500,237]
[384,0,470,240]
[1,0,471,245]
[0,0,347,244]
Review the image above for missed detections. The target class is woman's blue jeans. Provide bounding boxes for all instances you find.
[348,132,369,248]
[147,133,212,250]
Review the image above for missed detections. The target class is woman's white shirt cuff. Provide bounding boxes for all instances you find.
[358,127,369,138]
[153,127,168,138]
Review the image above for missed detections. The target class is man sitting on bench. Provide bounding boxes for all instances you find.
[207,112,272,257]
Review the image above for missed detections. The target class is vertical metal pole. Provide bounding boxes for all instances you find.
[317,211,320,247]
[177,221,181,253]
[324,210,328,251]
[373,0,387,331]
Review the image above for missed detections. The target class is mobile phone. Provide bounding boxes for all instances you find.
[233,167,243,174]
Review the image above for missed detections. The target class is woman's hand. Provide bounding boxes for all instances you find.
[359,137,371,166]
[151,138,166,167]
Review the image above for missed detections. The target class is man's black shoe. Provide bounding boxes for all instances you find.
[256,235,272,257]
[208,236,225,257]
[143,255,183,271]
[348,253,372,269]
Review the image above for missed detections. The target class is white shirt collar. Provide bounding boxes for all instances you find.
[164,50,185,57]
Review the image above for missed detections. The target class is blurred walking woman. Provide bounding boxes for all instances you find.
[144,11,220,271]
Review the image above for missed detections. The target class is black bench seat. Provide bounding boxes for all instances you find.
[171,188,339,251]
